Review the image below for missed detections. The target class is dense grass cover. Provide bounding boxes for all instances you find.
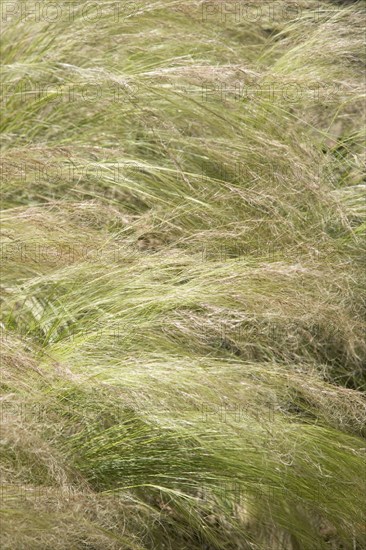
[1,1,365,548]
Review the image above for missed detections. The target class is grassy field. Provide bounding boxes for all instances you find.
[1,1,365,548]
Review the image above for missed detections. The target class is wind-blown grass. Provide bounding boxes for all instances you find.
[1,1,365,549]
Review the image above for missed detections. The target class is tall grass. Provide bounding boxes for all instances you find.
[1,1,365,548]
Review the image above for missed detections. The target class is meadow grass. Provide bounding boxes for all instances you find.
[1,1,365,548]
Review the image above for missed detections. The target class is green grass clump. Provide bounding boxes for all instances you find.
[1,1,365,548]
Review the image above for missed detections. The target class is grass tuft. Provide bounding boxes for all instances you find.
[1,1,365,548]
